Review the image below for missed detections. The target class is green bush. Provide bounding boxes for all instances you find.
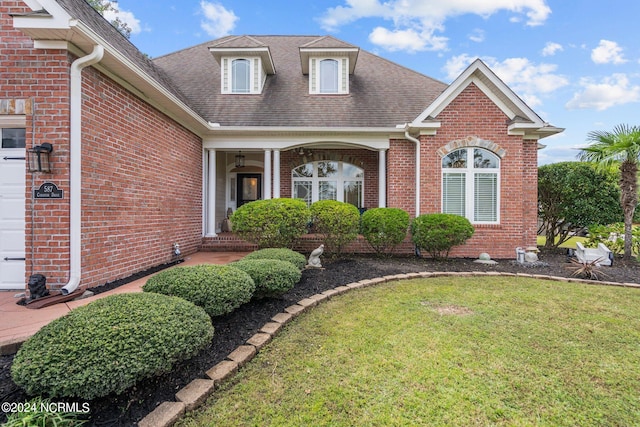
[11,293,213,400]
[310,200,360,256]
[586,223,640,256]
[232,259,302,298]
[538,162,623,248]
[411,213,475,259]
[143,264,255,317]
[230,198,310,248]
[361,207,410,255]
[243,248,307,270]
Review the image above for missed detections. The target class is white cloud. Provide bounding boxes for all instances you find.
[102,3,141,35]
[369,27,447,52]
[443,54,568,108]
[442,53,477,80]
[319,0,551,52]
[566,74,640,111]
[468,29,485,43]
[541,42,562,56]
[591,39,627,65]
[200,1,237,38]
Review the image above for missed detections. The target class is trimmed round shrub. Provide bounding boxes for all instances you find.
[310,200,360,256]
[143,264,255,317]
[361,207,410,255]
[232,259,302,297]
[230,198,310,248]
[11,293,213,399]
[411,213,475,259]
[243,248,307,270]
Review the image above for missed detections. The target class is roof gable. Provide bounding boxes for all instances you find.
[299,35,359,74]
[412,59,562,138]
[209,35,276,74]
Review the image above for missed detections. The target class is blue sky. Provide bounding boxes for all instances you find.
[107,0,640,165]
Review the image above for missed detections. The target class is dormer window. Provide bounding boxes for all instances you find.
[299,36,359,96]
[320,59,338,93]
[221,57,264,94]
[310,57,348,94]
[232,59,250,93]
[209,36,276,95]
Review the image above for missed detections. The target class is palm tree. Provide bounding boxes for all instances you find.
[578,124,640,260]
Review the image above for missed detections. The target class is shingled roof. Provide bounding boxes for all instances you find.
[153,35,448,128]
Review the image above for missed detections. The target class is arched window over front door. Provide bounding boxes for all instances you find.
[292,161,364,208]
[442,147,500,223]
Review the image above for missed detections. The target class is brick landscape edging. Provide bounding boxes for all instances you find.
[139,271,640,427]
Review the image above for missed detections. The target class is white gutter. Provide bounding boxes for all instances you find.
[404,128,421,216]
[61,45,104,295]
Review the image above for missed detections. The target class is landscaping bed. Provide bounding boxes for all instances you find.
[0,249,638,426]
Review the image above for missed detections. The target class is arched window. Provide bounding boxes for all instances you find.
[231,59,250,93]
[442,148,500,223]
[292,161,364,207]
[319,59,338,93]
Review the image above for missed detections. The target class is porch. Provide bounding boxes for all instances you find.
[203,143,391,238]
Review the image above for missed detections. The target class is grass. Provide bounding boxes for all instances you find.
[536,235,586,248]
[179,277,640,427]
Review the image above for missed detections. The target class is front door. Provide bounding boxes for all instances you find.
[0,128,26,290]
[237,173,261,208]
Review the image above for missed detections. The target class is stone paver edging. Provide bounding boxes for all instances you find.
[133,271,640,426]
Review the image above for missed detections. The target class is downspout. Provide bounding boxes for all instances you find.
[404,128,421,216]
[61,45,104,295]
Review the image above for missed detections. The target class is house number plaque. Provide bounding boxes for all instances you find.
[33,182,64,199]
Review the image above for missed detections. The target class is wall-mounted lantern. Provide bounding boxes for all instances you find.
[27,143,53,173]
[235,151,245,168]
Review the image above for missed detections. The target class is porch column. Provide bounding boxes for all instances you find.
[206,149,217,237]
[273,149,281,198]
[264,149,272,199]
[378,149,386,207]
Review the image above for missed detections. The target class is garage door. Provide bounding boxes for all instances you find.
[0,128,26,290]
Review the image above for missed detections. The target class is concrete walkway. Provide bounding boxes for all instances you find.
[0,252,249,355]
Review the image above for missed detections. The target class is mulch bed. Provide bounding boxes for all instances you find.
[1,249,638,426]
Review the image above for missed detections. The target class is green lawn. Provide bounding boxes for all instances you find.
[536,235,586,248]
[180,277,640,427]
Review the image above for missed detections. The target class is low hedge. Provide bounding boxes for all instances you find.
[411,213,475,259]
[242,248,307,270]
[310,200,361,255]
[361,207,409,255]
[11,293,213,400]
[143,264,255,317]
[232,259,302,298]
[230,198,310,248]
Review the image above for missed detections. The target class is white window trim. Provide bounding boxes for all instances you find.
[292,161,363,207]
[441,148,500,224]
[309,57,349,94]
[221,57,265,94]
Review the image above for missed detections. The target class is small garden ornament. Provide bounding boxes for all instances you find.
[306,244,324,268]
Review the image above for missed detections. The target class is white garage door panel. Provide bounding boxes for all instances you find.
[1,228,24,252]
[0,149,26,290]
[0,196,24,221]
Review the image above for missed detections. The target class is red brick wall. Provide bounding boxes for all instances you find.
[417,83,538,258]
[387,139,417,217]
[2,3,203,289]
[79,66,203,288]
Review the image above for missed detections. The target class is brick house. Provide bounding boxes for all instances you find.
[0,0,562,291]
